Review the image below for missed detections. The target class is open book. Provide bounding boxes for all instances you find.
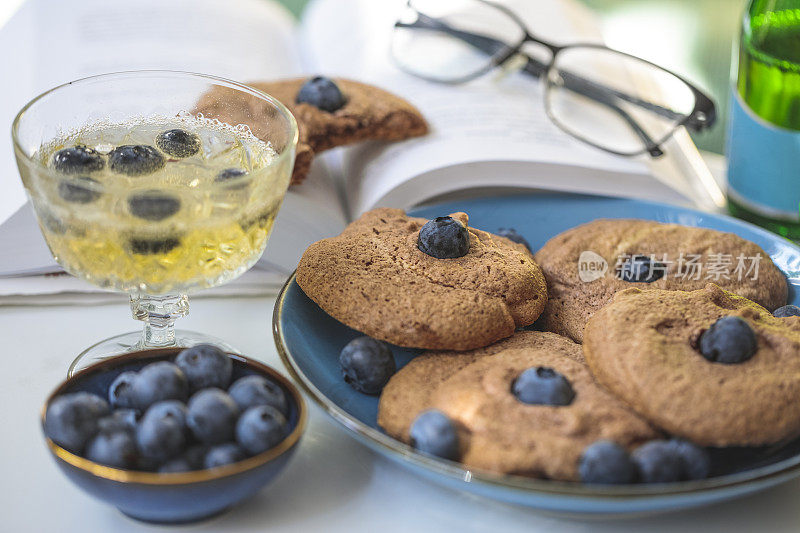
[0,0,718,301]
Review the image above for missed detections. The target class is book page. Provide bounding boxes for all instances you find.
[0,0,348,278]
[300,0,653,216]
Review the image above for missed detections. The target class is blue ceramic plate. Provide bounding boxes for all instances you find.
[273,193,800,516]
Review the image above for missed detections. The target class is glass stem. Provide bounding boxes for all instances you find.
[130,294,189,348]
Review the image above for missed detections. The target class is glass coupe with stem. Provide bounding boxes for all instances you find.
[12,71,298,374]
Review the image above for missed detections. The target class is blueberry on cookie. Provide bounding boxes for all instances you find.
[296,76,346,112]
[512,367,575,406]
[616,254,666,283]
[417,216,470,259]
[698,316,757,364]
[497,228,532,252]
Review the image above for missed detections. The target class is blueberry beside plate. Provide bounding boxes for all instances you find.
[273,192,800,516]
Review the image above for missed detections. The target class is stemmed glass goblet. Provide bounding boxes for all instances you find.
[12,71,297,375]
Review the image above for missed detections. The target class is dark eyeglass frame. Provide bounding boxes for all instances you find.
[393,0,717,158]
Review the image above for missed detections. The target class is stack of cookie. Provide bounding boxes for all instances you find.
[296,209,800,484]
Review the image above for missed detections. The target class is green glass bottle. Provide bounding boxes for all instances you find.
[727,0,800,240]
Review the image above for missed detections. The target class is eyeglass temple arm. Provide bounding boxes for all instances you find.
[583,82,665,157]
[397,16,700,129]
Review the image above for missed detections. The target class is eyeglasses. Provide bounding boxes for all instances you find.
[391,0,717,158]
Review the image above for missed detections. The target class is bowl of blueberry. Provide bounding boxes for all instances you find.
[41,344,306,524]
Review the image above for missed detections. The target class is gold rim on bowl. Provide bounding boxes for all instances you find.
[41,347,307,485]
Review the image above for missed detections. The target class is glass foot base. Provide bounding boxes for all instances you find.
[68,330,238,377]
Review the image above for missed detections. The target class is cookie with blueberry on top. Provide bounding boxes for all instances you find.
[195,76,428,184]
[295,208,547,351]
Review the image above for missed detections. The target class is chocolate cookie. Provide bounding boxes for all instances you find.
[296,208,547,351]
[584,284,800,446]
[379,331,658,480]
[195,77,428,184]
[534,219,787,342]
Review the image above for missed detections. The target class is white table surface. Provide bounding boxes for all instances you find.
[4,294,800,533]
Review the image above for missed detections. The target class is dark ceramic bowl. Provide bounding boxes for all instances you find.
[41,347,306,524]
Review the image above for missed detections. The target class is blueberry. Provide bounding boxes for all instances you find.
[136,454,162,472]
[497,228,532,252]
[579,441,638,484]
[235,405,288,455]
[136,405,186,462]
[187,388,239,445]
[339,336,396,395]
[39,209,67,235]
[175,344,232,392]
[108,371,138,409]
[44,392,110,453]
[127,190,181,221]
[159,444,206,473]
[108,145,165,176]
[128,236,181,255]
[86,430,138,469]
[228,375,289,416]
[130,361,188,411]
[633,440,710,483]
[698,316,757,364]
[145,400,188,429]
[617,254,666,283]
[183,444,208,469]
[774,305,800,318]
[52,145,104,174]
[57,176,102,204]
[417,216,470,259]
[511,367,575,406]
[204,443,247,469]
[158,457,193,473]
[409,410,459,461]
[667,439,710,480]
[155,129,200,158]
[215,168,248,183]
[296,76,346,112]
[97,409,139,434]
